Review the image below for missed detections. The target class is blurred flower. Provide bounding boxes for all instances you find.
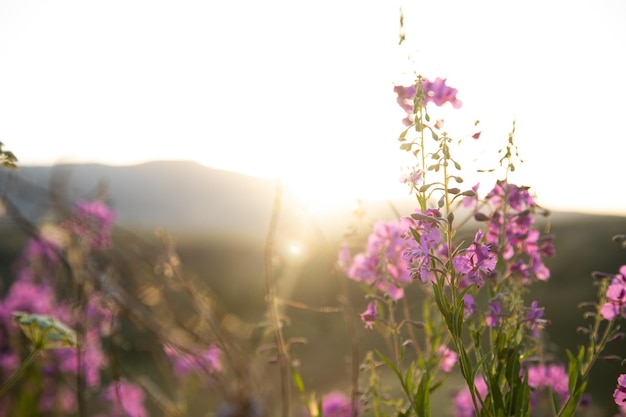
[345,220,417,300]
[454,376,488,417]
[360,301,377,330]
[101,379,147,417]
[337,242,351,272]
[39,383,76,415]
[525,301,547,337]
[437,345,458,372]
[463,294,477,318]
[399,168,423,189]
[615,374,626,406]
[601,266,626,320]
[486,299,502,328]
[164,344,221,378]
[393,77,462,125]
[527,363,569,403]
[321,391,357,417]
[422,77,462,109]
[393,84,416,126]
[64,200,116,249]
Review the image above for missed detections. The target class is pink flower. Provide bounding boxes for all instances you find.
[486,299,502,328]
[422,77,462,109]
[393,77,462,125]
[601,266,626,320]
[164,344,221,378]
[527,363,570,403]
[360,302,377,330]
[344,220,416,300]
[615,374,626,406]
[101,379,147,417]
[64,200,116,249]
[453,230,497,287]
[321,391,358,417]
[437,345,458,372]
[453,376,488,417]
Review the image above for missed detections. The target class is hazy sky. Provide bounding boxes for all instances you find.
[1,0,625,215]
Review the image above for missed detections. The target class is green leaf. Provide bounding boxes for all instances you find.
[414,371,431,417]
[377,351,403,381]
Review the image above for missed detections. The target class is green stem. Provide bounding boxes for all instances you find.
[0,347,40,396]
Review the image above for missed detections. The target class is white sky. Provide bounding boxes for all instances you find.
[0,0,625,216]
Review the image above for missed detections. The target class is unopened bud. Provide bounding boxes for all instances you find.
[474,213,490,222]
[576,326,591,335]
[577,301,596,309]
[609,332,626,343]
[601,355,623,362]
[591,271,612,280]
[612,234,626,248]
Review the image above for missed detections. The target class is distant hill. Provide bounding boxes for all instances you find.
[0,161,283,241]
[0,160,624,244]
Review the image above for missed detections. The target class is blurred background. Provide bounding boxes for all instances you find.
[0,0,625,215]
[1,0,626,415]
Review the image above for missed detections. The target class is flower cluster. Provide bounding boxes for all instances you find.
[340,220,417,300]
[601,265,626,320]
[0,200,147,416]
[393,77,462,125]
[63,200,116,249]
[330,75,626,417]
[164,343,222,378]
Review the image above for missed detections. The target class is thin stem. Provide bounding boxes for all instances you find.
[264,181,291,417]
[0,347,39,396]
[338,267,360,417]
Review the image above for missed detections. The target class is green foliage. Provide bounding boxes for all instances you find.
[0,142,17,169]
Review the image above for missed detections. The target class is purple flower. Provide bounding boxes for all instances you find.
[437,345,458,372]
[337,242,351,272]
[344,220,417,299]
[38,383,76,414]
[57,331,107,387]
[453,376,488,417]
[462,183,480,209]
[527,363,569,403]
[463,294,477,318]
[482,181,555,283]
[601,266,626,320]
[64,200,116,249]
[525,301,546,337]
[393,77,462,125]
[321,391,358,417]
[422,77,462,109]
[101,379,147,417]
[614,374,626,405]
[164,344,222,378]
[393,84,417,126]
[399,168,424,189]
[486,299,502,328]
[402,209,443,284]
[360,301,377,330]
[452,230,497,287]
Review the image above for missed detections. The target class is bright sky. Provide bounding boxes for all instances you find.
[0,0,625,216]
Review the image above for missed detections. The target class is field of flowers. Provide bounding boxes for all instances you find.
[0,55,625,417]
